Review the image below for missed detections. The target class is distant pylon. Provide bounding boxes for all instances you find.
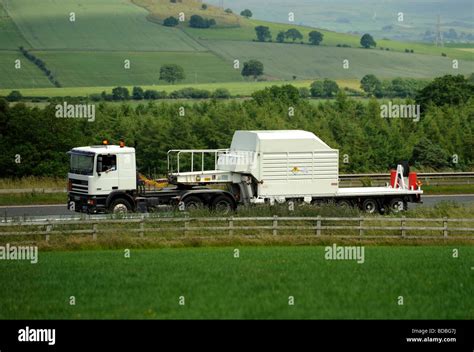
[435,15,443,47]
[220,0,224,8]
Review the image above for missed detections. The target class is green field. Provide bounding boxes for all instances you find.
[28,51,242,87]
[186,18,474,61]
[1,0,473,91]
[1,0,205,51]
[0,51,53,88]
[203,40,474,80]
[0,246,471,319]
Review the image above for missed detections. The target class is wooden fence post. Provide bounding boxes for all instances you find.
[401,216,406,237]
[359,217,364,236]
[92,223,97,240]
[45,221,51,242]
[272,215,278,236]
[184,217,189,237]
[443,217,448,238]
[316,216,321,236]
[139,216,145,238]
[228,217,234,236]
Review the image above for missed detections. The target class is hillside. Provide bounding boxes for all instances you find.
[0,0,472,92]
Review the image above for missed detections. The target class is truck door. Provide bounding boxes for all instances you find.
[95,154,119,194]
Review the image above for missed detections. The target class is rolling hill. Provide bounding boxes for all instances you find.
[0,0,472,93]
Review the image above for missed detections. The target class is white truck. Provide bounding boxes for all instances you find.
[67,130,422,214]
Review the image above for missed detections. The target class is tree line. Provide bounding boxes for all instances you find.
[19,47,61,87]
[1,75,472,178]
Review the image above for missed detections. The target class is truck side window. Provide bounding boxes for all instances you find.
[98,155,117,172]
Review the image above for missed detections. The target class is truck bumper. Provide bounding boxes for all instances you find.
[68,194,106,214]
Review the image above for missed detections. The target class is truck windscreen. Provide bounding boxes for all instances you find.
[70,153,94,175]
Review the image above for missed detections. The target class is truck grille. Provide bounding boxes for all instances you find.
[69,178,89,194]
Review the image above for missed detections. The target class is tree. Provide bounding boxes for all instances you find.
[6,90,22,102]
[112,86,130,101]
[416,74,474,111]
[308,31,323,45]
[212,88,231,99]
[285,28,303,42]
[360,74,382,96]
[189,15,215,28]
[132,86,144,100]
[159,64,185,84]
[201,4,207,10]
[252,85,300,106]
[312,80,339,98]
[360,33,376,48]
[299,87,310,98]
[276,31,285,43]
[255,26,271,42]
[241,60,264,79]
[411,137,450,169]
[163,16,179,27]
[323,79,340,97]
[224,8,233,14]
[468,73,474,84]
[240,9,252,18]
[310,81,324,97]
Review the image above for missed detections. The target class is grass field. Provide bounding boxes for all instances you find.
[1,0,205,51]
[0,51,53,88]
[133,0,241,27]
[0,246,471,319]
[185,18,474,61]
[1,0,472,91]
[0,192,65,206]
[202,40,474,80]
[25,50,242,87]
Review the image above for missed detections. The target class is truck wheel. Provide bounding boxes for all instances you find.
[336,199,352,209]
[110,198,132,214]
[388,198,405,213]
[362,199,378,214]
[211,195,234,214]
[183,196,203,210]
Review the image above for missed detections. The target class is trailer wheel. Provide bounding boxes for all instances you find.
[109,198,132,214]
[211,195,234,214]
[362,199,378,214]
[388,198,405,213]
[336,199,352,209]
[183,196,203,211]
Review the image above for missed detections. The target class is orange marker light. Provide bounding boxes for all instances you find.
[119,140,125,148]
[102,139,109,145]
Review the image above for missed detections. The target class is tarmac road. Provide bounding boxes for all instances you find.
[0,195,473,218]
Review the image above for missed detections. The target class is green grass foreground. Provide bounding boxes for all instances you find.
[0,246,472,319]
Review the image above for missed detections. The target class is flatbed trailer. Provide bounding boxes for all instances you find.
[67,130,422,214]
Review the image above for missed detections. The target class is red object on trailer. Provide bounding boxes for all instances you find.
[408,172,418,190]
[390,170,397,188]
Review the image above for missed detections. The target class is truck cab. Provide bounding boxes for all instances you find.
[67,144,137,213]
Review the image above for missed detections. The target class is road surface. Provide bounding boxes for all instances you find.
[0,195,473,218]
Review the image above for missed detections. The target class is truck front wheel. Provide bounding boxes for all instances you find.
[109,198,132,214]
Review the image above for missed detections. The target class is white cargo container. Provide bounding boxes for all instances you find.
[218,130,339,197]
